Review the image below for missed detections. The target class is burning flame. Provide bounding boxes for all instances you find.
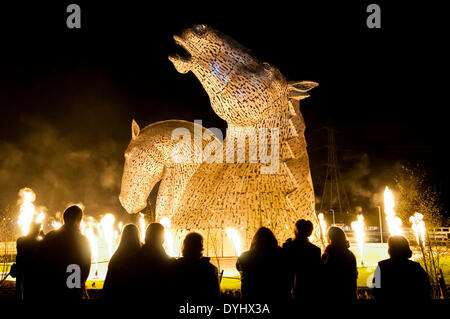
[318,213,328,242]
[226,228,242,256]
[100,213,115,258]
[138,214,146,243]
[351,214,365,265]
[35,212,45,223]
[160,217,175,257]
[409,212,426,247]
[80,220,86,234]
[85,219,99,277]
[17,188,46,236]
[14,190,130,282]
[51,221,62,230]
[383,187,403,236]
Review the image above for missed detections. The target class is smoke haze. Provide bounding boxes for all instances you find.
[0,72,130,219]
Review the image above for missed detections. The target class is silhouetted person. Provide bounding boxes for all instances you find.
[103,224,141,300]
[322,226,358,303]
[175,232,220,302]
[16,222,43,301]
[283,219,322,301]
[133,222,175,303]
[372,236,431,303]
[236,227,290,301]
[38,205,91,301]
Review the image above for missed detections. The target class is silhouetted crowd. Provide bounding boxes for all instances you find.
[13,205,431,304]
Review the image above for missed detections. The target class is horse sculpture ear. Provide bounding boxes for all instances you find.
[288,81,319,100]
[131,119,140,140]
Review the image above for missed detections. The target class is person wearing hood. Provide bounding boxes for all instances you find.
[321,226,358,303]
[175,232,220,302]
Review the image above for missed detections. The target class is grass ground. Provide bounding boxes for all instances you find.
[437,256,450,279]
[220,266,384,291]
[355,255,450,289]
[220,256,450,291]
[85,276,243,291]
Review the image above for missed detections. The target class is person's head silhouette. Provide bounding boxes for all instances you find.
[145,222,165,246]
[327,226,349,248]
[295,219,313,239]
[63,205,83,229]
[250,227,278,252]
[388,235,412,260]
[117,224,141,253]
[182,232,204,259]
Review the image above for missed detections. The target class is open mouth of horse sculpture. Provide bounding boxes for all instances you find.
[168,34,193,74]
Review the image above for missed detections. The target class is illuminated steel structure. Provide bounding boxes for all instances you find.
[119,25,320,255]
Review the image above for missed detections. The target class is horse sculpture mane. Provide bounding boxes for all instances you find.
[119,25,322,254]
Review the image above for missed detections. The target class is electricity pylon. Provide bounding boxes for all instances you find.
[319,126,352,224]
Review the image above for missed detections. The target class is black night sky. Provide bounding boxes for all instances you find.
[0,2,448,223]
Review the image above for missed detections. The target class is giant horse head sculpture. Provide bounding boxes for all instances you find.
[169,24,317,128]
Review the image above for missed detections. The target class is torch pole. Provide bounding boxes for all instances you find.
[439,268,448,299]
[426,229,442,297]
[377,206,383,243]
[418,237,430,278]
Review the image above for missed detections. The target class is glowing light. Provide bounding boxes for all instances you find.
[160,217,175,257]
[100,214,115,258]
[17,188,46,236]
[35,212,45,223]
[226,228,242,256]
[80,220,86,235]
[318,213,328,242]
[351,214,365,265]
[409,212,426,248]
[17,188,36,235]
[85,222,98,277]
[113,230,118,246]
[383,187,403,236]
[52,221,62,230]
[138,214,146,243]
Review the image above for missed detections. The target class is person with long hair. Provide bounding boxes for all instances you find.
[132,222,176,303]
[175,232,220,302]
[322,226,358,302]
[103,224,141,300]
[236,227,291,301]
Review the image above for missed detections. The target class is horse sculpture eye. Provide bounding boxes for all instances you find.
[193,24,207,35]
[263,62,271,70]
